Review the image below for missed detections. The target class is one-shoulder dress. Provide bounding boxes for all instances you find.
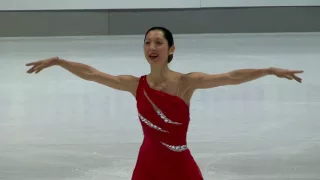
[131,75,204,180]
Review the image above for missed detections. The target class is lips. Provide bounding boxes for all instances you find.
[149,53,159,59]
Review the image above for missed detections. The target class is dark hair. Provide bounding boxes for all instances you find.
[144,27,174,63]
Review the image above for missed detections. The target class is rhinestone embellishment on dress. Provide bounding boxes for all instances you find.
[143,90,182,125]
[140,86,188,152]
[138,113,168,133]
[161,142,188,152]
[156,109,182,125]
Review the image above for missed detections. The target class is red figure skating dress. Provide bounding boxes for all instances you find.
[131,75,204,180]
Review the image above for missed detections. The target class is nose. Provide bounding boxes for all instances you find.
[150,43,156,50]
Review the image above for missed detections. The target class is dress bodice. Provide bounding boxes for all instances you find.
[131,75,203,180]
[136,75,191,152]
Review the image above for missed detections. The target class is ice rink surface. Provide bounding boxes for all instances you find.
[0,32,319,180]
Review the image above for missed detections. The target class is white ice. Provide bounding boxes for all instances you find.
[0,32,319,180]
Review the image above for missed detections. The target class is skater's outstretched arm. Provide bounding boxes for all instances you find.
[26,57,139,94]
[185,67,303,90]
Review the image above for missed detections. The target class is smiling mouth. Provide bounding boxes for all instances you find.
[149,54,159,59]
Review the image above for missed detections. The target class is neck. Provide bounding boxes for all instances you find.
[149,64,170,81]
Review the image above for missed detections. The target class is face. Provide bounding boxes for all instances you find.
[144,30,175,65]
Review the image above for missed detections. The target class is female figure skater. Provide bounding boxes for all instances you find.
[26,27,303,180]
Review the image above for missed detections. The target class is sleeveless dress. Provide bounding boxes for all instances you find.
[131,75,204,180]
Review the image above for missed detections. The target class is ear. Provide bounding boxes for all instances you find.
[169,45,175,55]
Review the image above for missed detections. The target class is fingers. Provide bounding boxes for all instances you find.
[26,61,39,66]
[26,61,39,73]
[35,69,42,74]
[27,66,36,73]
[291,70,304,74]
[27,64,44,74]
[279,69,303,83]
[35,66,44,74]
[289,70,303,83]
[284,75,293,80]
[26,60,46,74]
[283,74,302,83]
[292,74,302,83]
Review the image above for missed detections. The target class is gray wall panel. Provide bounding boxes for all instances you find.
[108,6,320,35]
[0,6,319,37]
[108,9,204,35]
[0,11,109,37]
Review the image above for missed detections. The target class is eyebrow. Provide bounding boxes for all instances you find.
[145,38,163,41]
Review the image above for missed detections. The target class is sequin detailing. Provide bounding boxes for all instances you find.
[138,113,168,133]
[156,108,182,125]
[161,142,188,152]
[143,90,182,125]
[139,86,187,153]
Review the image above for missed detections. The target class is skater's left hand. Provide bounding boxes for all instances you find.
[270,67,304,83]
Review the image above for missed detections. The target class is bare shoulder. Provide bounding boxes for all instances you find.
[177,72,205,92]
[181,72,206,81]
[180,71,233,89]
[118,75,140,95]
[93,72,140,95]
[118,74,140,82]
[174,72,203,104]
[180,72,206,87]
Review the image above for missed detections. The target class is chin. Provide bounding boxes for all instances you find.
[148,57,165,65]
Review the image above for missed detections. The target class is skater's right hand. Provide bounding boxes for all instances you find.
[26,57,58,74]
